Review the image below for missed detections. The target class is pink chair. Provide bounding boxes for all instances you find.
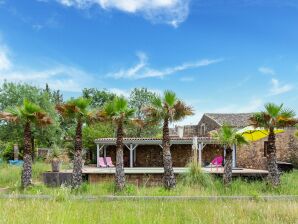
[210,156,223,172]
[105,157,114,167]
[98,157,107,168]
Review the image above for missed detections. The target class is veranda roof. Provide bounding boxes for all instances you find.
[94,137,218,145]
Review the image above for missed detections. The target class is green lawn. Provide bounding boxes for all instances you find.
[1,162,298,224]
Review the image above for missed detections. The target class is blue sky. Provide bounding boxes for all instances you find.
[0,0,297,125]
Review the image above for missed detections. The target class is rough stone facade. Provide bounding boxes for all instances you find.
[237,128,298,169]
[102,144,222,168]
[197,114,221,137]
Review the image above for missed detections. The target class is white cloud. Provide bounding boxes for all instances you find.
[109,88,130,97]
[56,0,191,27]
[0,65,95,92]
[258,66,275,75]
[0,45,11,71]
[107,52,223,79]
[269,78,293,96]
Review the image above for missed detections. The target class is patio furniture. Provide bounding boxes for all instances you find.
[8,160,24,166]
[105,157,114,167]
[98,157,107,168]
[210,156,223,171]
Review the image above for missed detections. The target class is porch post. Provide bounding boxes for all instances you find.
[198,142,203,167]
[232,144,236,168]
[192,137,198,166]
[134,147,137,163]
[103,146,107,158]
[130,144,133,168]
[96,144,99,168]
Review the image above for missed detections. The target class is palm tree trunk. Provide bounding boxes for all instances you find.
[115,122,125,191]
[72,117,83,189]
[22,121,33,188]
[267,127,280,186]
[223,147,233,186]
[162,117,176,189]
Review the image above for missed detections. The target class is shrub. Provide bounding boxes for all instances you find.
[182,162,214,188]
[0,142,14,161]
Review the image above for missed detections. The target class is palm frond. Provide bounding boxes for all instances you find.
[173,100,194,121]
[264,103,283,118]
[250,112,270,128]
[164,90,177,107]
[212,124,249,147]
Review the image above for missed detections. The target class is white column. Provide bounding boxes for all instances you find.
[199,142,203,166]
[129,144,133,168]
[232,144,236,168]
[96,144,99,168]
[134,147,137,163]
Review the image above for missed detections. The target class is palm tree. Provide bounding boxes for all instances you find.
[250,103,296,186]
[144,90,193,189]
[102,96,135,191]
[0,99,52,188]
[212,124,248,186]
[56,97,95,189]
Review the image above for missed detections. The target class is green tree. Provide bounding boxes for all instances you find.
[82,88,115,108]
[56,97,97,188]
[144,90,193,189]
[250,103,296,186]
[102,96,136,191]
[0,99,52,187]
[212,124,248,186]
[127,88,161,137]
[0,82,62,148]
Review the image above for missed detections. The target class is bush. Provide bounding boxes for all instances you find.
[182,162,214,188]
[0,142,14,161]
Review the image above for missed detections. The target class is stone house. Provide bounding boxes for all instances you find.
[94,113,298,170]
[195,113,298,169]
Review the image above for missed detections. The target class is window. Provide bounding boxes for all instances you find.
[200,124,206,136]
[264,141,268,157]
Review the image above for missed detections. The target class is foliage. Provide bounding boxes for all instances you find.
[250,103,296,130]
[0,141,14,161]
[102,96,136,125]
[182,162,213,187]
[82,123,114,150]
[49,145,63,159]
[82,88,116,108]
[144,90,194,124]
[126,88,161,137]
[0,82,63,147]
[211,124,249,148]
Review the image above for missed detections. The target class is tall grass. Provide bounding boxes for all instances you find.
[181,162,214,188]
[0,199,297,224]
[1,162,298,196]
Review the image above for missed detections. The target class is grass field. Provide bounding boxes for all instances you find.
[0,199,297,224]
[0,162,298,224]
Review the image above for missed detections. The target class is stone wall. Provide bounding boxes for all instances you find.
[104,144,194,167]
[237,128,298,169]
[197,115,220,137]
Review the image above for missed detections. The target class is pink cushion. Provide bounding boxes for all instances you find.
[211,156,223,165]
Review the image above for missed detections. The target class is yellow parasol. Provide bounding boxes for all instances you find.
[237,126,284,142]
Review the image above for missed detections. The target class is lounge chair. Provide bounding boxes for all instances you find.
[207,156,223,171]
[105,157,114,167]
[98,157,107,168]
